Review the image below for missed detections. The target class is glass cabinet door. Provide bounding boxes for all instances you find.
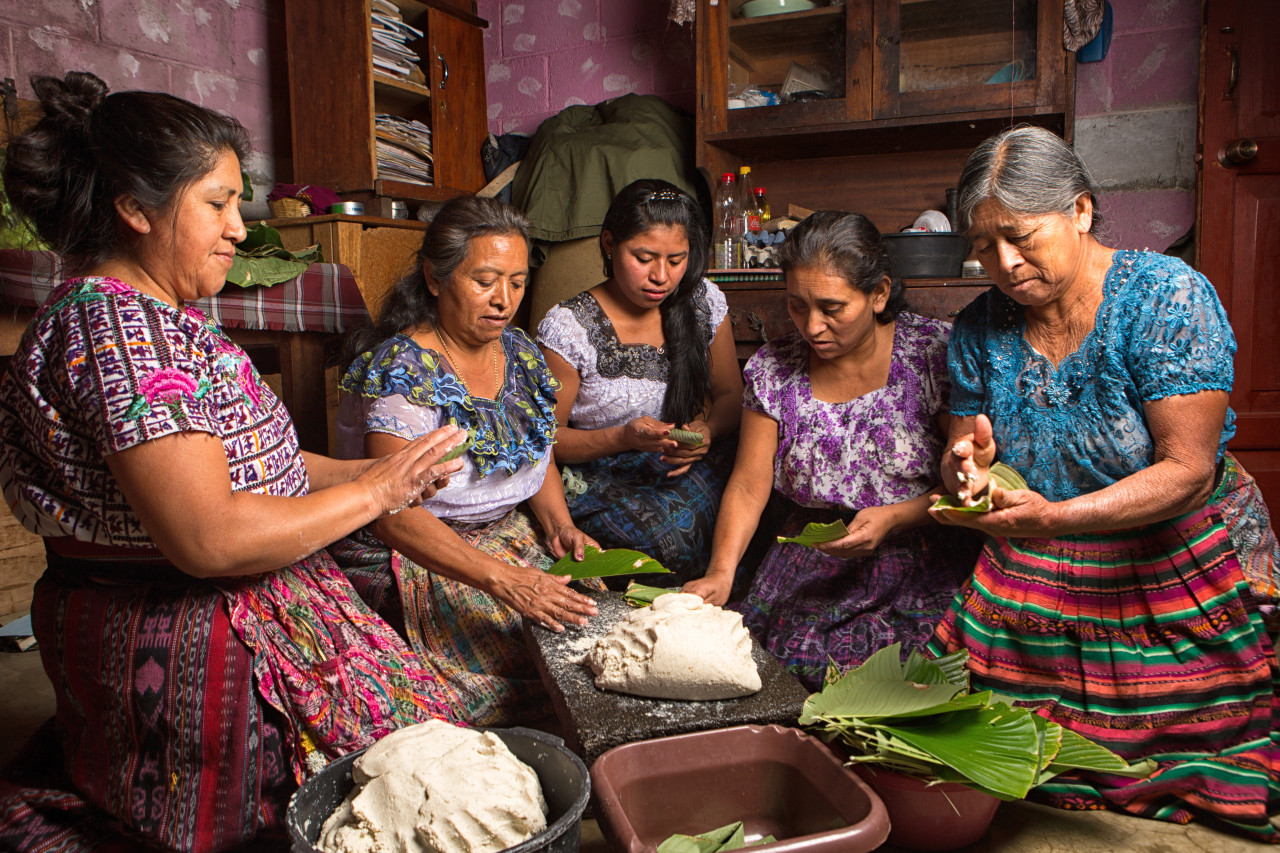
[875,0,1058,120]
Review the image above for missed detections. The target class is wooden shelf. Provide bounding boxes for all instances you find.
[373,178,468,202]
[729,6,844,58]
[373,72,432,99]
[899,0,1034,41]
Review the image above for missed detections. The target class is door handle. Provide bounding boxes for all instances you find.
[1226,46,1239,98]
[1218,138,1258,167]
[438,54,449,89]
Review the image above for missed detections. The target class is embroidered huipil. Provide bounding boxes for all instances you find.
[948,250,1237,501]
[337,327,560,524]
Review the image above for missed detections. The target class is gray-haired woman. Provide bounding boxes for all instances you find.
[333,195,600,727]
[929,124,1280,840]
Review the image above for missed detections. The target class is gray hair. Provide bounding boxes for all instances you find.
[955,125,1102,234]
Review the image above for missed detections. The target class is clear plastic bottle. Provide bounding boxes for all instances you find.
[737,166,761,235]
[754,186,771,223]
[713,172,741,269]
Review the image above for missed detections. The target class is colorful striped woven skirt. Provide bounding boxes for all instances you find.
[928,505,1280,841]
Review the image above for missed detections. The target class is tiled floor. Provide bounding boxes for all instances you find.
[0,646,1269,851]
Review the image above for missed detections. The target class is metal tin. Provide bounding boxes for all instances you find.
[389,201,409,219]
[328,201,364,216]
[962,260,986,278]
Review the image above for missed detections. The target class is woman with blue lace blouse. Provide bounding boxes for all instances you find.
[333,196,599,726]
[929,126,1280,840]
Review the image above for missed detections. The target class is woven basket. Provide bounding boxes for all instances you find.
[268,197,309,219]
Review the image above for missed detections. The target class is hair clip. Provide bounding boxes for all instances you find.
[644,190,684,203]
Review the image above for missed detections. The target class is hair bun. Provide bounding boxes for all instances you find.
[30,70,109,130]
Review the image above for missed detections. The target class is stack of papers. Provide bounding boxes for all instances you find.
[371,0,425,84]
[376,113,433,185]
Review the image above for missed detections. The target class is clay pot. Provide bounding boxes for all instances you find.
[851,766,1000,852]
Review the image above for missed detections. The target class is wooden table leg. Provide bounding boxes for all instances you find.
[227,328,332,455]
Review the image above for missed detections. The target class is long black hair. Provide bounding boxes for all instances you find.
[3,71,249,272]
[343,195,532,366]
[776,210,907,324]
[601,179,711,426]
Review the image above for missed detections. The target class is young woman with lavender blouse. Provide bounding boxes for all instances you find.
[684,211,979,690]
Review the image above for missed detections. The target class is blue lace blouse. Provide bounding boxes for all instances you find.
[948,250,1236,502]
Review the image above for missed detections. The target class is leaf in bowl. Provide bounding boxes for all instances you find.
[669,428,704,446]
[439,428,476,462]
[776,519,849,547]
[548,546,671,580]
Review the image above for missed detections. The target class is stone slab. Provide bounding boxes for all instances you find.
[523,589,810,767]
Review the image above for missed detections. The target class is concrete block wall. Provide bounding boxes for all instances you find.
[478,0,695,136]
[0,0,281,220]
[1074,0,1201,253]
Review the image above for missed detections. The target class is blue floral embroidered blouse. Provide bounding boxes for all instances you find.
[337,327,560,524]
[948,250,1236,502]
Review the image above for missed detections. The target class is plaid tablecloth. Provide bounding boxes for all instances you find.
[0,249,371,334]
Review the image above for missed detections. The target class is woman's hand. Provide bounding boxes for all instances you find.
[683,570,733,606]
[942,414,998,505]
[623,416,678,455]
[661,418,712,477]
[358,425,466,517]
[488,564,598,632]
[818,505,896,558]
[544,521,599,561]
[929,482,1063,538]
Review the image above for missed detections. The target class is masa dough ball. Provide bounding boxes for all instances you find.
[317,719,547,853]
[586,592,762,700]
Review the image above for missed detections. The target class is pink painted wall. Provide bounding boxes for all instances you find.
[0,0,282,220]
[478,0,695,136]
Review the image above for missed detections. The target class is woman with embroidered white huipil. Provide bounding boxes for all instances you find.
[334,196,599,727]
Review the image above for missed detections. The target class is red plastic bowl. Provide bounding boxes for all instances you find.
[852,765,1001,851]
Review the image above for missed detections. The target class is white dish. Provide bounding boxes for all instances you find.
[738,0,817,19]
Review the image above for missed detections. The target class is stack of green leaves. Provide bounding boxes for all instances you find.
[621,580,680,607]
[658,821,775,852]
[226,221,323,288]
[547,546,670,581]
[800,643,1154,800]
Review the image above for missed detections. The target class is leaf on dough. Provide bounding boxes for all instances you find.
[622,581,680,607]
[776,519,849,547]
[548,546,671,580]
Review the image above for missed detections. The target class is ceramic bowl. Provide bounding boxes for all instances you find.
[738,0,817,18]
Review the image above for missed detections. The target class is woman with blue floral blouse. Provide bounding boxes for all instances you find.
[334,196,600,726]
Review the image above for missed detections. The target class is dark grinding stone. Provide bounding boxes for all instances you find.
[523,590,811,767]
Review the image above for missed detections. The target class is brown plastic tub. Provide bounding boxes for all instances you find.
[591,724,889,853]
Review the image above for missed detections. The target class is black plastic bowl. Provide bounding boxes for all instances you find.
[286,726,590,853]
[881,232,970,279]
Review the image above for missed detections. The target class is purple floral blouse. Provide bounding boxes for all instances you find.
[0,276,308,546]
[743,313,951,511]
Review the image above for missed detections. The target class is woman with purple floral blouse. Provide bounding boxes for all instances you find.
[684,211,979,690]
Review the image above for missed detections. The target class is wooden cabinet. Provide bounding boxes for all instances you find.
[284,0,488,204]
[716,273,991,361]
[697,0,1073,238]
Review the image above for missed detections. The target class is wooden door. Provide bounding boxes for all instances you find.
[427,7,486,193]
[1198,0,1280,512]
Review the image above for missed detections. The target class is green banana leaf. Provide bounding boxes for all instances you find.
[226,221,323,288]
[801,642,1153,800]
[669,428,704,446]
[657,822,776,853]
[931,462,1028,513]
[548,546,671,580]
[439,429,476,462]
[776,519,849,547]
[622,581,680,607]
